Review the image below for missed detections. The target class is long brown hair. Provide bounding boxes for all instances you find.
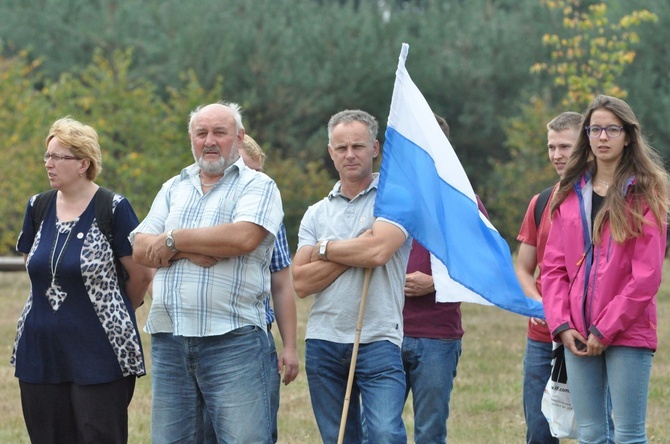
[550,95,669,244]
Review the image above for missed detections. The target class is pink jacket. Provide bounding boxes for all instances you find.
[542,174,665,351]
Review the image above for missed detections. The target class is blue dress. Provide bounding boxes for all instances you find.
[12,190,145,384]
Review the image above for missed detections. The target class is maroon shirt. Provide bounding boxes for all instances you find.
[402,239,464,339]
[402,196,488,339]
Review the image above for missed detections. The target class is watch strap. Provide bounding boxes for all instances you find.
[166,229,178,252]
[319,240,329,260]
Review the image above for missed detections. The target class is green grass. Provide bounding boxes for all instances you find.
[2,265,670,443]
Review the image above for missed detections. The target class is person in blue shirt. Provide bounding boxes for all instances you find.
[240,134,299,442]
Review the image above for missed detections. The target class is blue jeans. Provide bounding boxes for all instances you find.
[305,339,407,444]
[201,328,279,444]
[402,336,461,444]
[565,346,653,444]
[523,339,558,444]
[151,326,272,444]
[268,329,280,443]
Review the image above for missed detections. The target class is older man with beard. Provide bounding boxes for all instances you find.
[131,102,283,443]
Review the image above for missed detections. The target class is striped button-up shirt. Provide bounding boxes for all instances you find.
[131,159,283,337]
[264,223,292,325]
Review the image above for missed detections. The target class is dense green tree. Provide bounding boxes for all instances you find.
[619,1,670,156]
[1,0,669,250]
[387,0,551,185]
[0,0,551,184]
[485,97,563,244]
[263,154,335,250]
[491,0,657,244]
[532,0,657,109]
[0,52,52,252]
[0,48,334,254]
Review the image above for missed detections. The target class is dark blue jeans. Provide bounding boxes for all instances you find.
[402,336,462,444]
[523,338,558,444]
[268,329,280,443]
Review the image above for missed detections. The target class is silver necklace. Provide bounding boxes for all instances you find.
[46,222,75,311]
[50,223,74,284]
[596,178,611,189]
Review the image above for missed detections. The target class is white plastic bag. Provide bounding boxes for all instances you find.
[541,342,578,439]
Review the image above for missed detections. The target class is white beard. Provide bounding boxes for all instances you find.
[194,142,240,175]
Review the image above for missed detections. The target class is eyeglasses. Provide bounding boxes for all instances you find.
[585,125,625,138]
[44,152,81,162]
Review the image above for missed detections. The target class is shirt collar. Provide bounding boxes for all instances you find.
[328,172,380,200]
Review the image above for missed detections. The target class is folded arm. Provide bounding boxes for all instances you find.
[292,220,407,298]
[133,221,268,268]
[312,220,407,268]
[292,246,349,298]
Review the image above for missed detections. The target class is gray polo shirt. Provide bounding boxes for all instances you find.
[297,173,411,347]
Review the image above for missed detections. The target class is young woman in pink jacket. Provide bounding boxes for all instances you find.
[542,95,669,443]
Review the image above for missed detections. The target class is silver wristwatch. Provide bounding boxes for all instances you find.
[166,229,178,252]
[319,240,329,260]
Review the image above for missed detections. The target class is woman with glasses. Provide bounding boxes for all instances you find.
[12,117,153,443]
[542,95,669,443]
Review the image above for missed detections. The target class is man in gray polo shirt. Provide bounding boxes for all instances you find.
[292,109,412,444]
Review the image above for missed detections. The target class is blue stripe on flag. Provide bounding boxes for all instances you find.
[374,43,544,319]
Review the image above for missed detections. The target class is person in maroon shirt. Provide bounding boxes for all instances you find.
[401,114,488,443]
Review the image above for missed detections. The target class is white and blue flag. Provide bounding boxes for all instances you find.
[374,43,544,319]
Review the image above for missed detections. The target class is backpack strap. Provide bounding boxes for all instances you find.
[534,185,555,229]
[94,187,129,288]
[30,187,128,288]
[31,189,58,232]
[94,187,116,246]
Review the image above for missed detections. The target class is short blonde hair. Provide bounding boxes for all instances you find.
[242,134,266,168]
[46,117,102,180]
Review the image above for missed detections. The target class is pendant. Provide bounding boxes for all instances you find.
[46,279,68,312]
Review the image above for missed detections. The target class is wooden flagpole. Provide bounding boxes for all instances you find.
[337,267,372,444]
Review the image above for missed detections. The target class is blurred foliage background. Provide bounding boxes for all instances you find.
[0,0,668,253]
